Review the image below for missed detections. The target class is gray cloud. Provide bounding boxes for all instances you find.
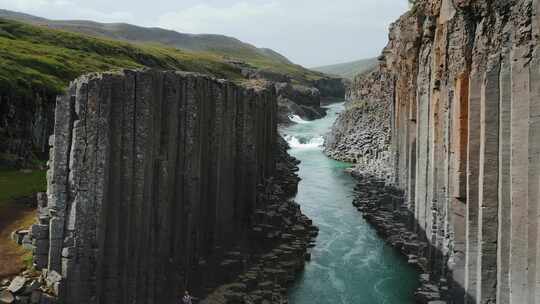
[1,0,408,67]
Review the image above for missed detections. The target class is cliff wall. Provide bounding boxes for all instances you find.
[30,69,315,304]
[327,0,540,302]
[0,93,55,167]
[324,68,393,180]
[0,79,343,168]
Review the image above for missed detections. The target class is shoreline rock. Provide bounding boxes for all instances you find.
[323,67,393,183]
[350,173,448,304]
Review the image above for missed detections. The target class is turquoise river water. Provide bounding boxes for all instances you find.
[282,103,419,304]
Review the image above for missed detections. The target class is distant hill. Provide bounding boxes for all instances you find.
[312,58,378,79]
[0,18,241,96]
[0,9,292,65]
[0,9,336,97]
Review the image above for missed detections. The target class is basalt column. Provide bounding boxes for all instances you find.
[327,0,540,302]
[40,69,278,304]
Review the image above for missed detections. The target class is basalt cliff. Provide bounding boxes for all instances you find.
[327,0,540,303]
[1,69,318,304]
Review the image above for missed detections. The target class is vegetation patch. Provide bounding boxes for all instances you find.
[0,169,46,206]
[0,169,46,277]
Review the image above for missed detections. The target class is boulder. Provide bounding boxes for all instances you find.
[7,277,26,294]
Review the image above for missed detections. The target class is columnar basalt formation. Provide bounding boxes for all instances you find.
[327,0,540,302]
[30,69,314,304]
[324,68,393,180]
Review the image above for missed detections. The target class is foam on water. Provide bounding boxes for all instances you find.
[289,114,310,124]
[284,135,324,150]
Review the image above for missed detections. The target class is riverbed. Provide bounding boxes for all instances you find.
[282,103,419,304]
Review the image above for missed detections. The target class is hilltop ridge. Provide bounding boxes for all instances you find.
[0,9,292,66]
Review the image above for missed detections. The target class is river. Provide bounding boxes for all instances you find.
[282,103,419,304]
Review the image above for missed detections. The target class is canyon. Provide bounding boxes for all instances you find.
[326,0,540,303]
[6,0,540,303]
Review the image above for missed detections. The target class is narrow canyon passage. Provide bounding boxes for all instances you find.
[283,103,418,304]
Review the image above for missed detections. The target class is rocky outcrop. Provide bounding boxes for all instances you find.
[312,77,346,99]
[228,59,344,124]
[24,69,315,304]
[324,68,393,181]
[328,0,540,302]
[275,83,327,123]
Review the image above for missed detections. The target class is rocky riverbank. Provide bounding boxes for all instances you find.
[350,173,448,304]
[201,138,318,304]
[0,137,318,304]
[323,68,393,182]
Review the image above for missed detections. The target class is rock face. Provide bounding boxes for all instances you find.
[328,0,540,302]
[324,68,393,181]
[32,69,314,304]
[0,94,55,167]
[228,59,344,124]
[275,83,327,123]
[312,77,346,99]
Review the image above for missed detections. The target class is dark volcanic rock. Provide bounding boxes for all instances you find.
[23,69,315,304]
[275,82,327,123]
[350,174,445,303]
[312,77,346,99]
[0,94,54,168]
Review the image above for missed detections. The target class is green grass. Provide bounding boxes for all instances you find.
[0,169,46,205]
[0,18,325,98]
[0,18,244,97]
[22,252,33,269]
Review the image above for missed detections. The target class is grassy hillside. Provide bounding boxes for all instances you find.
[312,58,378,79]
[0,18,245,96]
[0,17,325,97]
[0,9,293,66]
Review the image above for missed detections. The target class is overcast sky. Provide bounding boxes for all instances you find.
[1,0,409,67]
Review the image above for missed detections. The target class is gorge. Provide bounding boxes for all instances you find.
[283,104,419,304]
[3,0,540,303]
